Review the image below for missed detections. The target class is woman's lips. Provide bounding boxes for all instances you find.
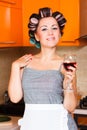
[47,37,55,41]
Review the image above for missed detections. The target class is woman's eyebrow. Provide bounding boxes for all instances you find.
[40,25,47,28]
[40,24,58,28]
[52,24,58,27]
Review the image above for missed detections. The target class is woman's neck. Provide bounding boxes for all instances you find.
[39,47,58,61]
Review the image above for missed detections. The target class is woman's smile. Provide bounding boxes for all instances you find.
[46,36,55,41]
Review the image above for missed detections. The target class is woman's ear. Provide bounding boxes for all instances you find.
[35,33,39,41]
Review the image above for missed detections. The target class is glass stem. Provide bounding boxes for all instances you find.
[67,79,72,90]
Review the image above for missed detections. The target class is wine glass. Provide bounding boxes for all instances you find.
[63,54,76,71]
[63,54,77,90]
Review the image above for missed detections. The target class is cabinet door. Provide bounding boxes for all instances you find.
[0,5,12,44]
[10,8,23,46]
[60,0,79,42]
[0,3,22,47]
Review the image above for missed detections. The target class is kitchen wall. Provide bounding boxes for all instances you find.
[0,45,87,104]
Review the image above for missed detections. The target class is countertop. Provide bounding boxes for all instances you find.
[74,108,87,115]
[0,116,21,130]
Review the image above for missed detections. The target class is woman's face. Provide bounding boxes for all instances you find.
[35,17,61,48]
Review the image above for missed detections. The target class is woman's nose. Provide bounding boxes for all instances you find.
[48,29,53,35]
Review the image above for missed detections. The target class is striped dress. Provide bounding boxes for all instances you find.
[18,67,77,130]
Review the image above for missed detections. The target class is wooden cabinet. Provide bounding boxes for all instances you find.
[74,109,87,129]
[58,0,80,46]
[0,0,80,47]
[60,0,79,42]
[0,0,22,47]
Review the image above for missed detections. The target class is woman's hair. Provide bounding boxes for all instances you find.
[28,7,67,48]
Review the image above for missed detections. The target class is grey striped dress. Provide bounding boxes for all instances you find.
[21,67,77,130]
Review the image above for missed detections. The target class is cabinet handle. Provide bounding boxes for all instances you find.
[0,0,16,4]
[0,41,16,44]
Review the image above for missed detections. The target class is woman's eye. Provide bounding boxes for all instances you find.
[52,27,58,30]
[41,28,47,31]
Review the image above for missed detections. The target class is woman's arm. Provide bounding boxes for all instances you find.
[63,66,77,113]
[8,54,32,103]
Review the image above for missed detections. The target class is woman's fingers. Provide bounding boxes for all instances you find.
[23,54,32,62]
[65,67,76,81]
[14,54,33,68]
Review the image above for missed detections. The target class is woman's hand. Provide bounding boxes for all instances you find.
[63,65,77,112]
[12,54,33,69]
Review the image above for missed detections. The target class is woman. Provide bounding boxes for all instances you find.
[8,7,78,130]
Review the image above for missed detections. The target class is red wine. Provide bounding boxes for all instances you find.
[63,62,76,71]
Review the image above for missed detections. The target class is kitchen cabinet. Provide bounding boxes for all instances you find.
[0,0,80,47]
[22,0,80,46]
[59,0,87,46]
[74,109,87,129]
[58,0,80,46]
[0,0,23,47]
[60,0,79,42]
